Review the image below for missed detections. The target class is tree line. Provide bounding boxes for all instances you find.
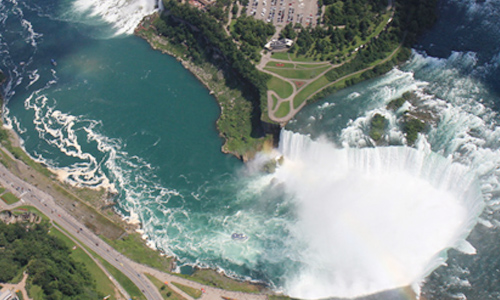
[287,0,438,60]
[0,221,101,299]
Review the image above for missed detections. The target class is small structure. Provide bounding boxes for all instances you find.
[264,38,293,51]
[0,289,19,300]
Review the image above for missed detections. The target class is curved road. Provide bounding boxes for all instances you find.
[0,150,269,300]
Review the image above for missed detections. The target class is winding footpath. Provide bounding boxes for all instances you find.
[257,4,396,124]
[0,146,270,300]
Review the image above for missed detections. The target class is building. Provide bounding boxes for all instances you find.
[264,38,294,51]
[0,289,19,300]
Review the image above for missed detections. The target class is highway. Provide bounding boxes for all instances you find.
[0,155,270,300]
[0,162,163,300]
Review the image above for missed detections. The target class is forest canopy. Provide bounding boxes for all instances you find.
[0,221,101,300]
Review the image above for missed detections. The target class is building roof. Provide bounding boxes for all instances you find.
[0,289,15,300]
[264,38,294,50]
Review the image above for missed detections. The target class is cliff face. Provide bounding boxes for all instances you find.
[0,70,5,109]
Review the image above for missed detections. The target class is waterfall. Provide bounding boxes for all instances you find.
[276,130,484,299]
[72,0,158,35]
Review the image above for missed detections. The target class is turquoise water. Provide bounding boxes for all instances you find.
[0,0,295,289]
[2,0,500,299]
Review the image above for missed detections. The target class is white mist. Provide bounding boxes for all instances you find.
[275,130,484,299]
[73,0,158,35]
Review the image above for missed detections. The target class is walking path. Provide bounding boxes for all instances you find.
[0,272,32,300]
[258,5,396,124]
[257,50,346,124]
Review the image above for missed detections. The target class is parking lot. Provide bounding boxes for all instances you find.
[246,0,320,28]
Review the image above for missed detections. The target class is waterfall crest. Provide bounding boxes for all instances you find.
[276,130,484,299]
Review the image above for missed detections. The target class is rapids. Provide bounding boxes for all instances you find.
[1,0,500,299]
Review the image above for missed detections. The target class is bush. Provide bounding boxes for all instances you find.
[369,113,387,141]
[404,118,426,145]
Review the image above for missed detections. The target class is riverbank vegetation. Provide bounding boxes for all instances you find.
[403,118,426,145]
[369,113,388,142]
[145,0,438,139]
[140,0,277,158]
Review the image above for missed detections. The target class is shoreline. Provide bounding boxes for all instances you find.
[135,13,276,162]
[135,13,243,159]
[0,67,273,296]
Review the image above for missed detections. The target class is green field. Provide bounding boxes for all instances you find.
[265,61,294,68]
[270,52,289,60]
[296,63,330,69]
[1,192,19,205]
[103,233,174,273]
[265,65,330,79]
[171,282,202,299]
[267,76,293,99]
[145,274,186,300]
[275,101,291,118]
[271,94,278,110]
[272,51,319,62]
[293,75,330,108]
[174,269,262,293]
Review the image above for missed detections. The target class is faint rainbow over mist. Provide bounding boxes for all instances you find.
[274,130,484,299]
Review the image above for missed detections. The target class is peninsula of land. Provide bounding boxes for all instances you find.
[0,0,440,298]
[136,0,438,160]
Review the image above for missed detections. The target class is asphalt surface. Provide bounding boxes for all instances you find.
[0,153,270,300]
[0,162,163,300]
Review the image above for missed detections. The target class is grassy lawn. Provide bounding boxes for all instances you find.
[12,205,49,221]
[0,187,5,194]
[268,296,292,300]
[98,258,146,300]
[171,282,202,299]
[293,75,330,108]
[275,101,291,118]
[265,61,294,68]
[174,269,263,294]
[267,76,293,99]
[49,226,121,300]
[270,52,290,60]
[1,192,19,205]
[265,65,330,80]
[4,144,53,178]
[102,233,174,273]
[145,274,186,300]
[296,63,330,69]
[271,94,278,110]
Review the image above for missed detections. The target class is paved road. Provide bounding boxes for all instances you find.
[0,162,163,300]
[0,151,271,300]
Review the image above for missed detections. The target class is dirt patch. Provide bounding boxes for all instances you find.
[294,81,305,88]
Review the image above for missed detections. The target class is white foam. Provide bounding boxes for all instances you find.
[275,130,483,299]
[72,0,158,35]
